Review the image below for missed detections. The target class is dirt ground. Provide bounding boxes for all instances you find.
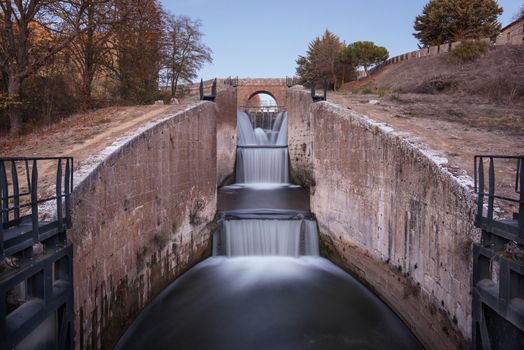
[328,91,524,216]
[0,95,201,202]
[1,84,522,217]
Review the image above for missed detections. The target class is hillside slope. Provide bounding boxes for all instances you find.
[345,45,524,102]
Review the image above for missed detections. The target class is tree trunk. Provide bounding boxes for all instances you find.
[80,77,93,111]
[170,73,175,97]
[173,79,178,98]
[8,74,22,136]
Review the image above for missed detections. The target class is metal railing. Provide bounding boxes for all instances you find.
[199,78,217,101]
[474,155,523,244]
[1,156,75,348]
[310,81,327,102]
[286,76,299,87]
[472,155,524,349]
[224,76,238,87]
[0,157,73,259]
[240,107,286,132]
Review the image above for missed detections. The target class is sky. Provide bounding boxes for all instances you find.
[161,0,522,79]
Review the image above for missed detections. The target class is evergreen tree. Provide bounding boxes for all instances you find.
[295,30,353,90]
[339,41,389,75]
[414,0,503,46]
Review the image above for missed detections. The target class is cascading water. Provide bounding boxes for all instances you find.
[214,219,319,257]
[235,111,289,184]
[117,106,422,350]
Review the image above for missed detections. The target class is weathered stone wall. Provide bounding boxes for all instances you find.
[69,102,217,349]
[287,87,314,187]
[236,78,288,108]
[496,18,524,45]
[216,85,237,185]
[309,102,478,349]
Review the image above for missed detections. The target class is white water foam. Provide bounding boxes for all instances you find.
[216,219,319,257]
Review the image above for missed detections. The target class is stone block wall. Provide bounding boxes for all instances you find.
[308,102,478,349]
[216,85,237,185]
[287,87,314,187]
[236,78,288,108]
[495,20,524,45]
[69,102,217,349]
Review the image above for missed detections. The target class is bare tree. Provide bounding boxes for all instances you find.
[109,0,163,103]
[68,0,116,110]
[162,14,212,98]
[0,0,90,135]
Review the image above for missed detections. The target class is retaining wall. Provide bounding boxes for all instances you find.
[286,86,314,187]
[69,102,217,348]
[216,85,237,185]
[310,101,477,349]
[287,87,478,348]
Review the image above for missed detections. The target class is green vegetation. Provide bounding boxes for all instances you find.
[450,40,490,62]
[295,32,389,90]
[339,41,389,75]
[295,30,353,90]
[414,0,502,46]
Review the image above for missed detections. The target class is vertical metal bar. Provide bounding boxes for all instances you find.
[477,157,485,227]
[24,159,31,193]
[12,160,19,220]
[0,281,6,349]
[487,157,495,223]
[56,159,63,230]
[65,159,72,229]
[31,159,40,243]
[474,157,478,193]
[0,161,9,224]
[518,158,524,243]
[44,262,53,305]
[516,158,521,193]
[211,78,217,97]
[479,307,492,350]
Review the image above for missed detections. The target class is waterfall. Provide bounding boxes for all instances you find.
[236,111,288,147]
[225,109,318,257]
[237,111,257,145]
[254,128,269,145]
[236,110,289,184]
[214,219,319,256]
[236,148,289,183]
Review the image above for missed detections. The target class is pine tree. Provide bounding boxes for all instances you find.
[339,41,389,75]
[413,0,503,46]
[295,30,353,90]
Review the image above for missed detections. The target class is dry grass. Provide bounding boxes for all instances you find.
[345,46,524,103]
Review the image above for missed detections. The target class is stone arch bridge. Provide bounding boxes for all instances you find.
[236,78,289,108]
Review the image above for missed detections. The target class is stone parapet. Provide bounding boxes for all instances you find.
[69,102,217,349]
[309,101,478,349]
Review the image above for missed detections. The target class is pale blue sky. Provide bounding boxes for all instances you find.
[161,0,522,79]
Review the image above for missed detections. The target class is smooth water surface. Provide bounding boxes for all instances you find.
[117,257,422,350]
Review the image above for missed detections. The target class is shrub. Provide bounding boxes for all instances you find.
[450,40,489,62]
[413,75,459,94]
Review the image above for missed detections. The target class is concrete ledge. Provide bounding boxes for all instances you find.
[68,102,218,348]
[309,101,479,348]
[287,86,314,187]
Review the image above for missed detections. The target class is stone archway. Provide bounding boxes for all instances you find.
[236,78,288,109]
